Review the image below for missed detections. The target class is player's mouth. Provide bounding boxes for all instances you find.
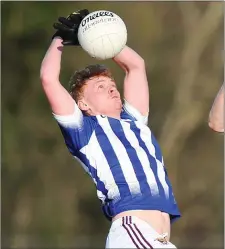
[112,95,120,99]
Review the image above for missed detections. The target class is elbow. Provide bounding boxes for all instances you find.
[208,121,224,133]
[40,61,57,84]
[40,73,50,86]
[134,57,145,69]
[139,58,145,69]
[40,70,57,86]
[127,57,145,72]
[40,71,45,83]
[40,66,48,84]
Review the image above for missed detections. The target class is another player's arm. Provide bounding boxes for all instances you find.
[40,38,75,115]
[208,84,224,133]
[113,45,149,115]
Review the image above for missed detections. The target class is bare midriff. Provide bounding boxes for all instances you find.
[113,210,171,240]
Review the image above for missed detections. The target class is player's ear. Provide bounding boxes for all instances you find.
[78,100,89,111]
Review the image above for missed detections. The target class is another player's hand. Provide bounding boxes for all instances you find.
[52,9,89,46]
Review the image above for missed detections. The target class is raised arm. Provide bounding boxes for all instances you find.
[40,38,74,115]
[208,84,224,133]
[113,45,149,115]
[40,10,89,116]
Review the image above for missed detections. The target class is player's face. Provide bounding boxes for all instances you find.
[82,76,122,116]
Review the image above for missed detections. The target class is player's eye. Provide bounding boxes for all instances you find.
[98,85,104,89]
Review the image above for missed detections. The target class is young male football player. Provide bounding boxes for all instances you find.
[40,9,181,248]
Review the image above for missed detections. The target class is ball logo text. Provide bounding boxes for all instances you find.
[81,11,114,27]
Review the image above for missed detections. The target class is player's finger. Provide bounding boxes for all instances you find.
[58,17,74,28]
[53,23,72,32]
[69,14,82,24]
[78,9,89,19]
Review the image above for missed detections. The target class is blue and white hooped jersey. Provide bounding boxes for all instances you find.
[53,100,181,223]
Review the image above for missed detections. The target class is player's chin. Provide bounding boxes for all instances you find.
[115,99,122,109]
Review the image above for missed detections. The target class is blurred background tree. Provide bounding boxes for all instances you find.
[2,1,224,248]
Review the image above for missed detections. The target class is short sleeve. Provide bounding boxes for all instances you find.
[121,99,149,125]
[53,103,97,155]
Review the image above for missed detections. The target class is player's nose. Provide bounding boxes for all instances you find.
[109,87,115,94]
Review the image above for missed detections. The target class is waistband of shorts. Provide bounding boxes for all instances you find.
[111,215,159,235]
[110,215,173,245]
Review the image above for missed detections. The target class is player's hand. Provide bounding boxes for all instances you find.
[52,9,89,46]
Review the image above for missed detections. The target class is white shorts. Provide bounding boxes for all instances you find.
[105,216,177,248]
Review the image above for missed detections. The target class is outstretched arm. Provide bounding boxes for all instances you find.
[208,84,224,133]
[40,10,89,116]
[40,38,75,115]
[113,45,149,116]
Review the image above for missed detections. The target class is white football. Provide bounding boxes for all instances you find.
[78,10,127,60]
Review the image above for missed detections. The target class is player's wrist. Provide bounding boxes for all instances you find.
[52,36,64,46]
[53,36,63,40]
[52,37,63,43]
[52,32,63,40]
